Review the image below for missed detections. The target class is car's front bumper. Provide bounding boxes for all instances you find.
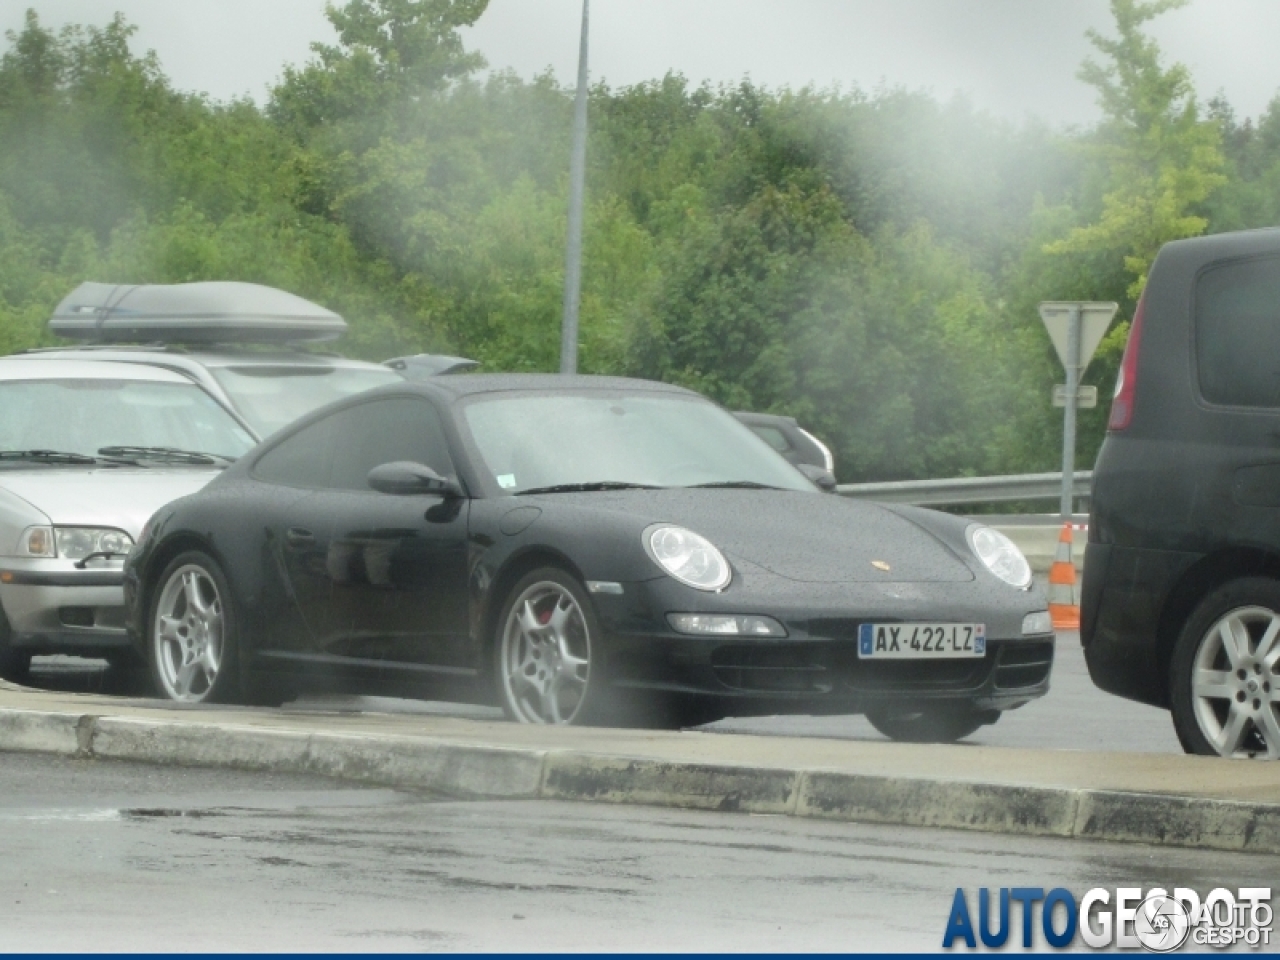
[588,574,1054,713]
[0,560,131,656]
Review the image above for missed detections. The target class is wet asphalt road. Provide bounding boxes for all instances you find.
[23,631,1182,754]
[0,750,1275,952]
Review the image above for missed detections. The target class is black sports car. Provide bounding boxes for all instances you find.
[123,374,1054,739]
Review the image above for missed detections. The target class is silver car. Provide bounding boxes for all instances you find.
[0,357,255,680]
[21,281,410,439]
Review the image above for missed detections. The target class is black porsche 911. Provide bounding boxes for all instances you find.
[123,374,1054,739]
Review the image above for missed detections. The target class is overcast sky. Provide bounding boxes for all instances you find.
[4,0,1280,128]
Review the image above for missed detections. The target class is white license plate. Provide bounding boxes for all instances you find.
[857,622,986,659]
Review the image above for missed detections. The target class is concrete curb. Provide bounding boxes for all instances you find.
[91,717,547,798]
[3,705,1279,855]
[799,771,1080,837]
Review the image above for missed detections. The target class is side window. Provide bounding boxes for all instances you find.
[327,397,454,491]
[1196,255,1280,407]
[253,396,453,490]
[749,424,793,454]
[252,415,335,488]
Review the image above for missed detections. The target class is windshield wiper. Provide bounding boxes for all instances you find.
[0,449,101,465]
[689,480,782,490]
[97,446,236,467]
[516,481,661,495]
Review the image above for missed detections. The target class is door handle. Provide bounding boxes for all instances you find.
[285,527,315,547]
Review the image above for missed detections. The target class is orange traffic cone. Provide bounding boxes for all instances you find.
[1048,523,1080,631]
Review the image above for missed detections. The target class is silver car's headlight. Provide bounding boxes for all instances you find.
[966,523,1031,589]
[54,527,135,560]
[643,524,731,591]
[16,525,55,557]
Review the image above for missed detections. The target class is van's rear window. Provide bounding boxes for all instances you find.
[1196,254,1280,407]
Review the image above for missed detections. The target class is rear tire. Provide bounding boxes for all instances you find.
[1170,577,1280,759]
[0,605,30,684]
[148,551,242,704]
[865,702,995,743]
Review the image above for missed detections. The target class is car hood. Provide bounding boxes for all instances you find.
[0,468,221,538]
[537,489,975,583]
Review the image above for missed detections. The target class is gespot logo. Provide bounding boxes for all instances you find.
[942,886,1273,951]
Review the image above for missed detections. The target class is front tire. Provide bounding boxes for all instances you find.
[494,568,611,725]
[865,702,995,743]
[148,552,240,704]
[1170,578,1280,759]
[0,605,29,684]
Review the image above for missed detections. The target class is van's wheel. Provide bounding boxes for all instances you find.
[494,568,615,726]
[866,703,996,743]
[0,606,30,684]
[148,552,242,704]
[1170,578,1280,758]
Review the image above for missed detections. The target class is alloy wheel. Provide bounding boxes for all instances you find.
[499,580,592,724]
[153,564,225,702]
[1190,605,1280,758]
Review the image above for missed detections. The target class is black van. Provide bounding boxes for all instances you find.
[1084,227,1280,758]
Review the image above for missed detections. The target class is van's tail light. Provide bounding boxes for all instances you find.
[1107,294,1145,431]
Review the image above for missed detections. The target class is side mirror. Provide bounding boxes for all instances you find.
[367,461,463,498]
[797,463,838,493]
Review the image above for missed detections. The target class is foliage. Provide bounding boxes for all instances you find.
[1044,0,1225,299]
[0,0,1273,485]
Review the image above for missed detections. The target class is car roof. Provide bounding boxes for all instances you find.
[1165,226,1280,258]
[19,344,391,372]
[0,356,194,383]
[409,372,701,400]
[733,410,798,428]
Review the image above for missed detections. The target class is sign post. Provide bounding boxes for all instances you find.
[1039,301,1119,520]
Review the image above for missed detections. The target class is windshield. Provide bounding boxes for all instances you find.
[462,392,815,494]
[211,365,403,437]
[0,379,255,461]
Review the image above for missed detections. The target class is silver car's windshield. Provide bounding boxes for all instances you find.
[211,365,403,437]
[0,379,255,461]
[462,392,815,494]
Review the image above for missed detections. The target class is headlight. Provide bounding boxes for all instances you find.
[966,524,1031,589]
[53,527,135,561]
[17,526,55,557]
[643,524,732,591]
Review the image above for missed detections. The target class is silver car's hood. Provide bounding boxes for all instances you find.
[0,468,220,538]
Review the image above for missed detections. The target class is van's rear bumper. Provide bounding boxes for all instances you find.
[1081,543,1199,708]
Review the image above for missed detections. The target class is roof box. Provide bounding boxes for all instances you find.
[50,281,347,343]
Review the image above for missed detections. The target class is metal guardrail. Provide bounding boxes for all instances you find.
[836,471,1093,507]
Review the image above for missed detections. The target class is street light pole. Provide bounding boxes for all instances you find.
[559,0,589,375]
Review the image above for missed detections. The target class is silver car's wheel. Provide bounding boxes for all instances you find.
[498,575,593,724]
[153,563,225,703]
[1187,606,1280,758]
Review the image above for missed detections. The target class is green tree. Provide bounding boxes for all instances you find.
[1045,0,1225,299]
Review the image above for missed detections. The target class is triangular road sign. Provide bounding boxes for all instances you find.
[1039,301,1120,377]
